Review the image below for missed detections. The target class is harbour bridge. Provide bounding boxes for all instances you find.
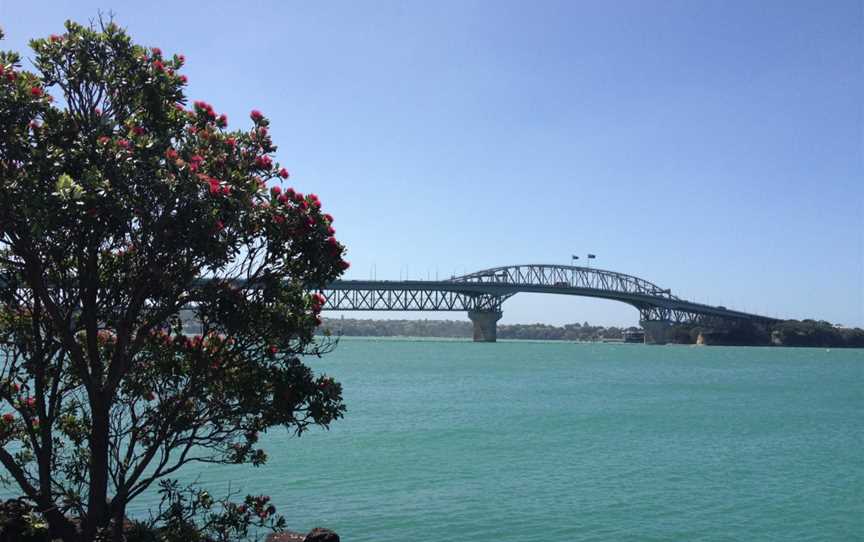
[322,264,778,343]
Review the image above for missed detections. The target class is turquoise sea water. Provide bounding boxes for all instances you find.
[5,339,863,540]
[126,338,863,541]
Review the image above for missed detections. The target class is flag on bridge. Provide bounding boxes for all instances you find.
[571,255,579,260]
[587,254,596,259]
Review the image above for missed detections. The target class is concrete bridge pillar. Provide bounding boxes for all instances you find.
[468,310,502,342]
[641,320,673,345]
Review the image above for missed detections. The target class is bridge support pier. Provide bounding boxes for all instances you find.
[641,320,674,345]
[468,310,502,342]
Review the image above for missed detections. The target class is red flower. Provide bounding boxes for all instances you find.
[165,148,178,160]
[151,47,162,57]
[179,74,188,84]
[132,126,146,136]
[153,60,164,72]
[208,178,221,195]
[194,102,216,120]
[1,413,14,424]
[177,54,186,64]
[49,34,61,43]
[226,137,236,147]
[30,87,43,97]
[277,194,289,204]
[255,155,272,169]
[117,139,131,149]
[278,168,289,179]
[250,110,263,122]
[327,226,336,235]
[270,186,282,197]
[339,260,350,270]
[273,215,285,224]
[98,136,110,145]
[268,345,278,355]
[217,114,228,127]
[174,102,184,111]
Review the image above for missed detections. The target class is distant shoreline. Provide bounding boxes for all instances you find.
[318,317,638,342]
[324,334,630,344]
[318,317,864,348]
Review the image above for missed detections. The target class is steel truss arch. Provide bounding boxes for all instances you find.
[450,264,675,299]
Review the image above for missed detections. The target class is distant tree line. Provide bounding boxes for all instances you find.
[665,319,864,348]
[318,318,639,342]
[317,318,864,348]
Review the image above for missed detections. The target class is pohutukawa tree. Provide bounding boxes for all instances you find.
[0,20,348,541]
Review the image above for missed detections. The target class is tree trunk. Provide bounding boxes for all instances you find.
[84,398,110,541]
[109,493,127,542]
[44,507,80,542]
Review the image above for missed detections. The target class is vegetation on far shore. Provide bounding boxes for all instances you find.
[319,318,641,342]
[320,317,864,348]
[669,319,864,348]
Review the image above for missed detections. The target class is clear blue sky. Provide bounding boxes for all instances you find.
[4,1,862,327]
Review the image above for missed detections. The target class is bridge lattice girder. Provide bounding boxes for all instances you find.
[323,286,508,313]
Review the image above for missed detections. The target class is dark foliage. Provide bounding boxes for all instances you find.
[0,20,348,541]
